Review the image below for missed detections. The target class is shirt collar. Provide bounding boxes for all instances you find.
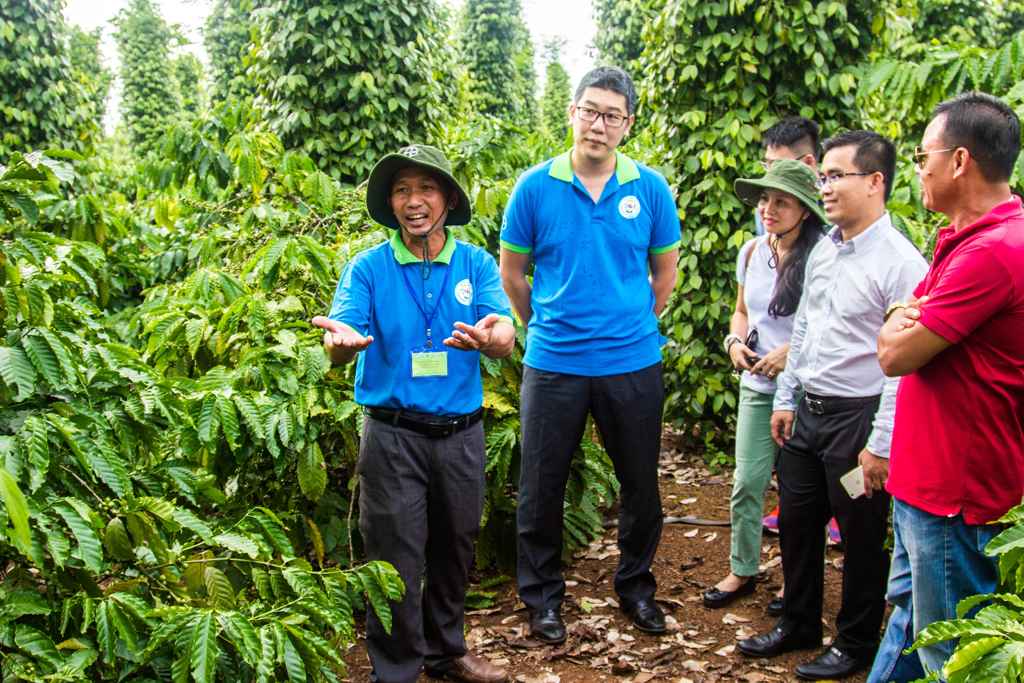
[548,148,641,186]
[827,211,892,251]
[940,195,1024,243]
[389,228,456,265]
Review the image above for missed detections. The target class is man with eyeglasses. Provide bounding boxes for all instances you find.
[737,131,927,681]
[870,92,1024,683]
[499,66,680,643]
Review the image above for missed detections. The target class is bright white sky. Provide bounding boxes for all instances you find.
[61,0,598,128]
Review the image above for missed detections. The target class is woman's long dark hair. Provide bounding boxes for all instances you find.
[768,212,825,319]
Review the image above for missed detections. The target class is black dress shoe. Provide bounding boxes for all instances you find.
[621,599,666,634]
[736,626,820,658]
[795,646,873,680]
[703,578,756,608]
[529,610,566,644]
[768,595,783,617]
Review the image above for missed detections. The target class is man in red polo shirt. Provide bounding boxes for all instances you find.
[870,92,1024,683]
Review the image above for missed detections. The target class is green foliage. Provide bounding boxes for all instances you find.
[0,132,409,682]
[903,500,1024,682]
[0,0,92,159]
[592,0,664,69]
[113,0,182,159]
[250,0,458,183]
[205,0,261,104]
[639,0,885,446]
[460,0,535,121]
[540,38,571,143]
[68,26,114,135]
[174,53,207,121]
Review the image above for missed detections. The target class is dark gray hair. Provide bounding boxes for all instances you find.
[574,66,637,116]
[931,91,1021,183]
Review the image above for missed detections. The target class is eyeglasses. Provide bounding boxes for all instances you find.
[913,146,957,166]
[817,171,878,188]
[760,159,773,171]
[576,106,628,128]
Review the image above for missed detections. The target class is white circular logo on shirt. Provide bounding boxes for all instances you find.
[401,146,419,157]
[455,279,473,305]
[619,195,641,219]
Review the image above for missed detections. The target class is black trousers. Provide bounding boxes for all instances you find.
[777,395,890,660]
[516,362,664,611]
[358,417,486,683]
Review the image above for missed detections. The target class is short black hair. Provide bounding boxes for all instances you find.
[574,66,637,116]
[763,116,821,163]
[822,130,897,201]
[931,91,1021,183]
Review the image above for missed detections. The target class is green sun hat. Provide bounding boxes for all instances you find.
[365,144,472,230]
[734,158,828,225]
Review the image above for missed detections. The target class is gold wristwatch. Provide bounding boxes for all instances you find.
[884,301,909,323]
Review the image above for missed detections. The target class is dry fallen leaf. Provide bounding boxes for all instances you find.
[714,645,736,657]
[723,613,751,623]
[681,498,697,504]
[684,529,699,538]
[634,674,656,683]
[703,532,718,542]
[735,627,757,640]
[680,659,707,673]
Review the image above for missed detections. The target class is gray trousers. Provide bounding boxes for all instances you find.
[358,416,486,683]
[516,362,665,611]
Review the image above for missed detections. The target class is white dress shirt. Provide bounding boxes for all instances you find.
[774,212,928,457]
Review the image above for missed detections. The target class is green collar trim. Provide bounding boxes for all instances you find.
[390,228,456,265]
[547,148,641,185]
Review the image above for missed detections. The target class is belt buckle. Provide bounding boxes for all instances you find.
[805,397,825,415]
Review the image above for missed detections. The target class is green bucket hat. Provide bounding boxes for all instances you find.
[365,144,472,230]
[734,158,828,225]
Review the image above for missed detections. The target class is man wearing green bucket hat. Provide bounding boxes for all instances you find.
[313,144,514,683]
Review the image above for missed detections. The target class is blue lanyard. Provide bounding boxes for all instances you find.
[401,260,452,346]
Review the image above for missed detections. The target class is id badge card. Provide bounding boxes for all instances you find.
[411,344,448,377]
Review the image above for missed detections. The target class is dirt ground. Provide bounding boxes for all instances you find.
[342,430,877,683]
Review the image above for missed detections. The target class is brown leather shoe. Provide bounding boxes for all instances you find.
[424,654,509,683]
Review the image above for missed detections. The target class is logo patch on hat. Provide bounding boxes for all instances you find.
[455,279,473,305]
[401,146,419,157]
[619,195,641,219]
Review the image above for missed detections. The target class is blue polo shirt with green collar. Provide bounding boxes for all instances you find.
[500,149,681,376]
[328,229,513,417]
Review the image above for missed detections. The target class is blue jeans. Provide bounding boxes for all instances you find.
[867,499,1002,683]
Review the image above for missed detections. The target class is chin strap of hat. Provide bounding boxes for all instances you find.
[768,220,802,270]
[399,206,450,281]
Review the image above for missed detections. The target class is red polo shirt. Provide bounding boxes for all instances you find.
[887,197,1024,524]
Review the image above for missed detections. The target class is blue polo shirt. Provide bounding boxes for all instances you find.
[500,150,681,376]
[328,229,513,416]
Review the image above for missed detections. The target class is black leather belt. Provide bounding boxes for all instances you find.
[804,393,880,416]
[364,406,483,438]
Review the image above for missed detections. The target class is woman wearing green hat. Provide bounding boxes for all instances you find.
[313,144,514,683]
[703,158,828,610]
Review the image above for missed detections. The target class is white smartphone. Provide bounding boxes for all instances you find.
[840,465,866,499]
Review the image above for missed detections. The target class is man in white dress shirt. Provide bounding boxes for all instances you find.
[737,131,928,681]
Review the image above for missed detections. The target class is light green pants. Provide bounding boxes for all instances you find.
[729,385,780,577]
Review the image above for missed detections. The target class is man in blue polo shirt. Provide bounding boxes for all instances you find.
[500,66,681,642]
[313,145,514,683]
